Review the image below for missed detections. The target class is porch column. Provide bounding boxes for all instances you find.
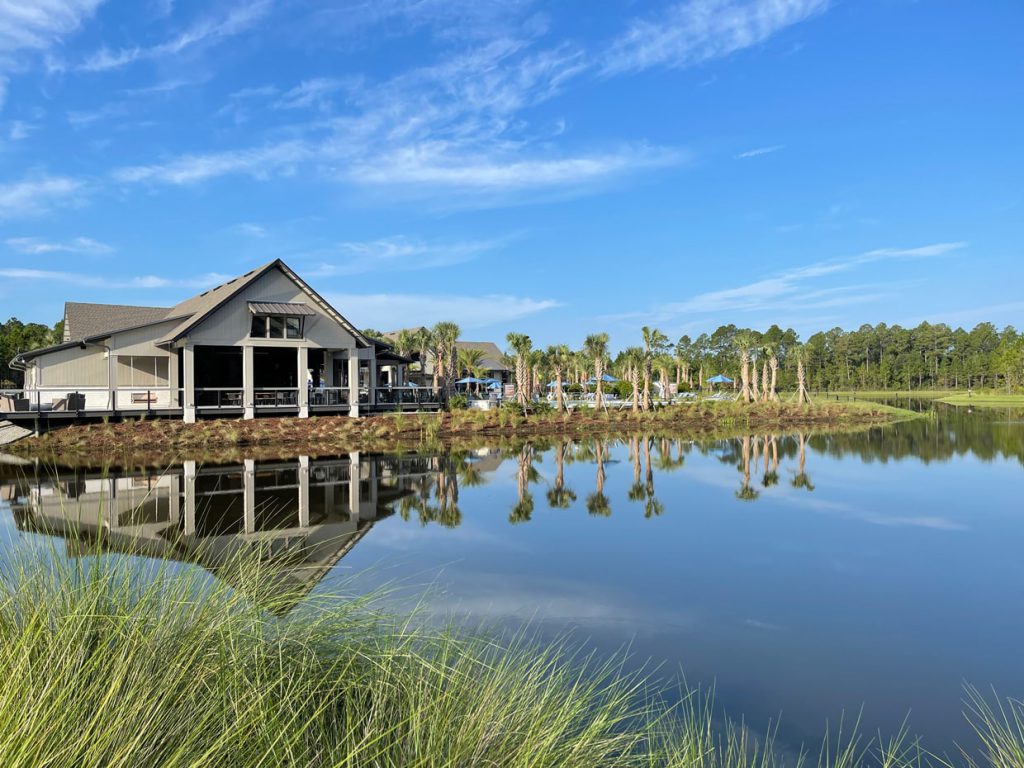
[298,455,310,528]
[347,354,360,418]
[183,460,197,535]
[108,353,117,411]
[298,346,309,418]
[367,357,377,407]
[348,452,361,521]
[183,344,196,423]
[243,459,256,534]
[243,345,254,420]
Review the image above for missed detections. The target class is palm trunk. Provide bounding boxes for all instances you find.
[555,368,565,413]
[595,360,604,409]
[740,352,751,402]
[769,356,779,401]
[631,367,640,413]
[797,358,810,405]
[751,359,760,401]
[642,367,651,411]
[761,361,770,403]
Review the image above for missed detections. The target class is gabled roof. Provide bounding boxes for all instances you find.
[156,259,371,347]
[64,302,171,342]
[455,341,509,371]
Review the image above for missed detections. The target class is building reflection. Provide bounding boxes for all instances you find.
[6,453,439,612]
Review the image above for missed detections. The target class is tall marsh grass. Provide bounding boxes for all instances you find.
[0,538,1019,767]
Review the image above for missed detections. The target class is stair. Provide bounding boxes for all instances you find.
[0,421,32,445]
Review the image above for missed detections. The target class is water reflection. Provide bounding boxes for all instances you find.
[3,453,437,611]
[1,400,1022,750]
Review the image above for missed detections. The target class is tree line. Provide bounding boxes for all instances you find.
[0,318,62,387]
[377,321,1023,408]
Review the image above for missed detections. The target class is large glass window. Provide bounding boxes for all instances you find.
[250,314,304,340]
[117,356,170,386]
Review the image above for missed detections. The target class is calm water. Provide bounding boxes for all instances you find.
[1,399,1022,752]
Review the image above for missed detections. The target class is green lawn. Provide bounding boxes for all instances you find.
[938,393,1024,408]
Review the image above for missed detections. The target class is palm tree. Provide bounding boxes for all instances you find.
[583,333,610,409]
[414,327,434,380]
[641,326,669,411]
[736,434,760,501]
[620,347,644,412]
[430,321,460,393]
[546,441,577,508]
[764,342,780,401]
[734,331,758,403]
[654,353,674,403]
[585,439,611,516]
[792,344,811,405]
[509,444,537,523]
[545,344,571,413]
[506,332,532,407]
[791,432,815,491]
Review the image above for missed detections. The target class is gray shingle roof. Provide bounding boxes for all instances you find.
[63,302,172,342]
[455,341,508,371]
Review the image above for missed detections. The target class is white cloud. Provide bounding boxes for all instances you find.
[112,140,310,184]
[273,78,348,110]
[616,242,967,324]
[328,292,560,330]
[0,268,230,290]
[0,0,103,54]
[80,0,271,71]
[231,222,268,238]
[0,176,84,220]
[5,236,112,254]
[8,120,31,140]
[603,0,830,75]
[309,236,503,276]
[735,144,783,159]
[349,142,682,192]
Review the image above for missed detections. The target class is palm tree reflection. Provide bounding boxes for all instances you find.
[546,441,577,509]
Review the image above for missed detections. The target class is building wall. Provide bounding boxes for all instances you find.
[186,268,359,351]
[36,345,107,387]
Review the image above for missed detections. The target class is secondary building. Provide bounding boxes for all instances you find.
[4,259,422,423]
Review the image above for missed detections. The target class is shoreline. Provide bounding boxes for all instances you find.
[7,400,921,468]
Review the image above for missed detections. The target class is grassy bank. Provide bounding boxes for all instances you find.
[0,541,1020,767]
[937,393,1024,408]
[10,400,920,466]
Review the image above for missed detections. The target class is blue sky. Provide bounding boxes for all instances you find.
[0,0,1021,348]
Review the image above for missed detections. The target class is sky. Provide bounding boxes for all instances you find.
[0,0,1021,349]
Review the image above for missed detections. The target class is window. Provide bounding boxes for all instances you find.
[250,314,304,340]
[117,356,170,387]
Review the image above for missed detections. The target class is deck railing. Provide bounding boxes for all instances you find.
[309,387,349,408]
[253,388,299,408]
[194,388,244,409]
[372,386,442,408]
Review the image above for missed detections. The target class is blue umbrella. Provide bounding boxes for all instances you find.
[455,376,485,385]
[706,374,733,384]
[587,374,619,384]
[546,380,570,388]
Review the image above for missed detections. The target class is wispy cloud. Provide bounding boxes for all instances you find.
[0,176,84,220]
[327,292,560,330]
[80,0,271,71]
[735,144,783,159]
[230,222,268,238]
[0,267,230,290]
[308,236,504,276]
[112,140,310,184]
[614,241,967,324]
[603,0,830,75]
[6,236,112,255]
[8,120,32,140]
[273,78,349,110]
[0,1,102,54]
[348,142,682,192]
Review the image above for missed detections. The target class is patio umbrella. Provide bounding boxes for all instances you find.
[455,377,485,385]
[706,374,733,384]
[586,374,619,384]
[546,380,570,388]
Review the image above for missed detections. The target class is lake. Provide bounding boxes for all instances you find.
[2,399,1022,754]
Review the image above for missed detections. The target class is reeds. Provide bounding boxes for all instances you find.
[0,538,1020,767]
